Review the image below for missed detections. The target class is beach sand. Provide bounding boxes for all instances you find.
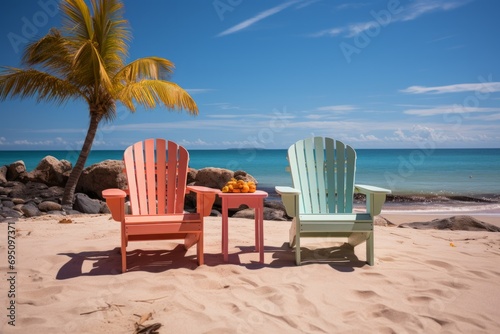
[1,212,500,333]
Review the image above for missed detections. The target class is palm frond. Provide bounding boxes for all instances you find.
[91,0,129,74]
[0,67,83,104]
[61,0,94,42]
[22,29,73,78]
[117,79,198,114]
[73,39,113,92]
[114,57,175,83]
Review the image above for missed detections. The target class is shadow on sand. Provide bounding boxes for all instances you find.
[56,243,368,279]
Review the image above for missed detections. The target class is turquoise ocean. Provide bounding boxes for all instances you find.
[1,148,499,214]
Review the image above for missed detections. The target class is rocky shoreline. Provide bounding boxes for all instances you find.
[0,155,290,222]
[2,155,497,233]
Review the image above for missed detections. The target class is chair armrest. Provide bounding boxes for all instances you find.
[102,189,127,221]
[275,186,301,217]
[186,186,220,217]
[355,184,391,216]
[355,184,391,194]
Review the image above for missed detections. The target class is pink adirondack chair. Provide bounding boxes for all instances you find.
[102,139,218,272]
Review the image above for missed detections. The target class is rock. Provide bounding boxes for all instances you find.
[11,198,25,205]
[21,202,43,217]
[191,167,235,190]
[46,210,66,216]
[0,187,12,196]
[187,168,197,185]
[7,182,26,199]
[39,201,62,212]
[7,161,26,181]
[99,202,111,214]
[374,216,396,227]
[63,209,83,215]
[398,215,500,232]
[26,197,42,205]
[231,207,288,221]
[73,193,101,214]
[40,186,64,201]
[186,167,258,209]
[0,166,7,183]
[0,207,22,219]
[262,207,288,221]
[77,160,126,199]
[1,200,15,208]
[23,156,72,187]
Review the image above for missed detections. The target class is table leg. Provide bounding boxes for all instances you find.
[257,205,264,263]
[222,200,228,262]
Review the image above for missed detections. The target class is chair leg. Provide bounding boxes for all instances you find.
[289,219,297,248]
[121,230,127,273]
[366,232,374,266]
[295,230,301,266]
[197,232,204,266]
[121,245,127,273]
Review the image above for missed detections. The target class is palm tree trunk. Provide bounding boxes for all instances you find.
[62,113,102,207]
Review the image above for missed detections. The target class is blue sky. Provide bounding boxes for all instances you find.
[1,0,499,150]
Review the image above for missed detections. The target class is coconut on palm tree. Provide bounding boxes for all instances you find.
[0,0,198,206]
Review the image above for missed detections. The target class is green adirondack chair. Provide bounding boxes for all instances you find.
[275,137,391,265]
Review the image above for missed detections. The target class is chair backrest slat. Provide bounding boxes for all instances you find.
[156,139,167,214]
[288,137,356,214]
[325,138,337,212]
[144,139,157,214]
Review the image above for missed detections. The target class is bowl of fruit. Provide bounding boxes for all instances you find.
[221,178,257,193]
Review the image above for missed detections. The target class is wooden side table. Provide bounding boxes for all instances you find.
[217,190,268,263]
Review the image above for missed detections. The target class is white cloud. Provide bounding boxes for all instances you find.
[185,88,214,94]
[404,105,500,116]
[13,139,55,146]
[400,82,500,94]
[217,1,300,37]
[310,0,470,38]
[179,139,210,147]
[295,0,321,9]
[317,105,358,111]
[468,114,500,121]
[204,102,244,110]
[308,27,344,38]
[400,0,469,21]
[343,134,382,142]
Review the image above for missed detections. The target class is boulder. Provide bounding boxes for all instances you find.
[232,207,288,221]
[8,182,27,199]
[398,215,500,232]
[0,187,12,196]
[73,193,102,214]
[190,167,235,190]
[186,168,258,209]
[11,198,25,205]
[7,161,26,181]
[39,186,64,201]
[374,216,396,227]
[77,160,126,199]
[0,207,22,219]
[23,156,72,187]
[21,202,42,217]
[0,166,7,183]
[187,168,198,185]
[1,200,15,208]
[39,201,62,212]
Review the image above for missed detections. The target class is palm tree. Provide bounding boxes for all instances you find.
[0,0,198,206]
